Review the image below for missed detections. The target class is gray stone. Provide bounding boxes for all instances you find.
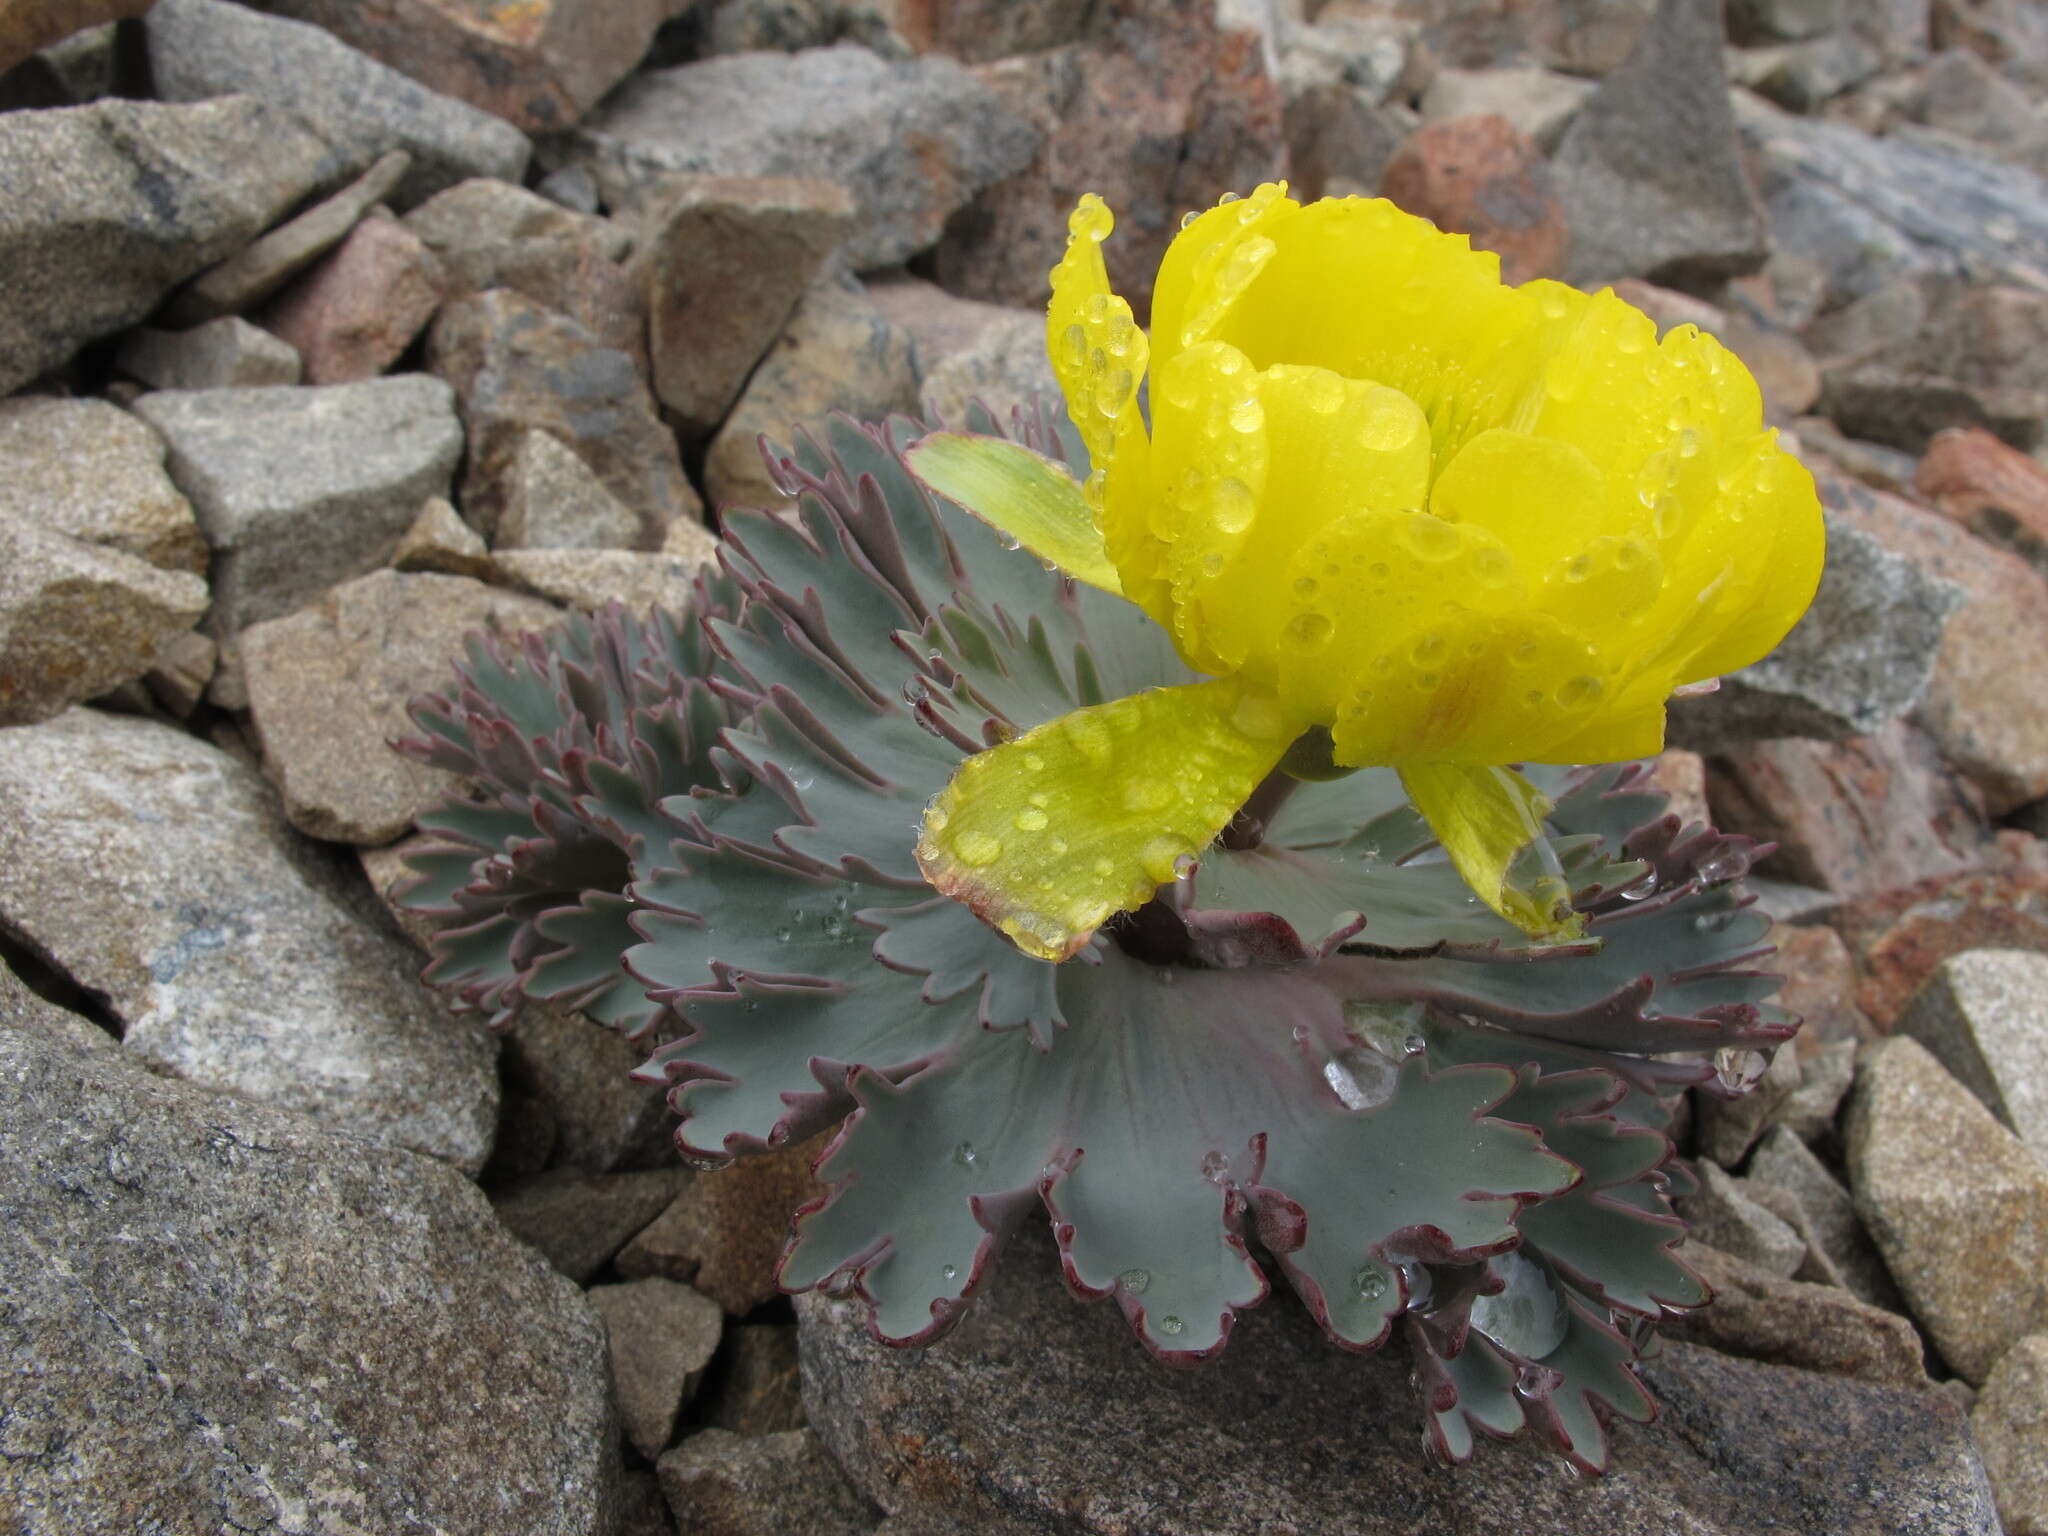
[0,396,204,573]
[1683,1159,1808,1277]
[133,374,462,635]
[1821,362,2045,456]
[494,545,718,615]
[589,1278,724,1461]
[1744,1122,1900,1318]
[633,174,853,441]
[259,210,448,386]
[1673,1244,1928,1388]
[1739,33,1885,113]
[428,288,695,547]
[1552,0,1770,287]
[1904,47,2048,177]
[657,1428,876,1536]
[163,148,413,327]
[391,495,494,579]
[704,1324,807,1436]
[704,273,919,514]
[0,709,499,1170]
[240,569,562,844]
[1972,1333,2048,1536]
[0,519,208,726]
[798,1227,2001,1533]
[144,627,218,718]
[116,316,304,391]
[0,97,338,394]
[145,0,532,207]
[1727,0,1844,43]
[1743,1180,1853,1289]
[0,1009,615,1535]
[563,44,1040,269]
[502,999,676,1173]
[1898,949,2048,1162]
[1848,1036,2048,1384]
[1696,1040,1803,1165]
[1777,1036,1859,1143]
[1667,509,1963,745]
[617,1138,823,1316]
[1418,66,1593,151]
[493,1167,692,1283]
[2,951,116,1055]
[497,429,646,551]
[868,277,1054,425]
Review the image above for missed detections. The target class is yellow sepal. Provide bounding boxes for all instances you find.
[905,433,1123,596]
[1398,763,1586,942]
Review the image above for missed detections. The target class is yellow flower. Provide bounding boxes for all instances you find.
[907,184,1823,962]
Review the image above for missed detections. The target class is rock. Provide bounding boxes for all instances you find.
[260,211,447,385]
[0,396,204,574]
[493,1166,691,1283]
[933,16,1284,313]
[1672,1244,1928,1388]
[391,495,494,578]
[1705,721,1992,898]
[163,148,413,327]
[621,1470,673,1536]
[1776,922,1877,1052]
[1,950,114,1054]
[1740,33,1885,112]
[0,520,208,726]
[428,289,695,547]
[144,0,531,207]
[1836,850,2048,1028]
[1283,79,1407,203]
[1379,114,1567,286]
[144,627,218,718]
[704,274,918,514]
[1973,1334,2048,1536]
[1411,0,1659,75]
[501,999,675,1173]
[1901,46,2048,176]
[0,709,498,1169]
[1750,1123,1904,1310]
[567,44,1038,270]
[1776,1037,1859,1143]
[240,569,561,844]
[1418,66,1592,151]
[1728,0,1845,42]
[882,0,1093,61]
[1696,1043,1804,1167]
[496,429,647,552]
[590,1278,724,1460]
[634,174,853,441]
[246,0,675,133]
[1789,414,1921,494]
[0,0,149,74]
[0,1009,616,1535]
[403,177,642,360]
[116,316,304,391]
[1638,748,1710,830]
[657,1428,877,1536]
[1933,0,2048,85]
[1666,508,1962,746]
[704,1324,807,1436]
[1827,471,2048,813]
[0,97,337,394]
[617,1137,823,1315]
[1848,1036,2048,1384]
[1897,949,2048,1161]
[133,374,463,636]
[1683,1158,1808,1276]
[867,272,1055,424]
[798,1225,2001,1534]
[494,546,715,615]
[1551,0,1769,288]
[1917,426,2048,577]
[1821,363,2044,456]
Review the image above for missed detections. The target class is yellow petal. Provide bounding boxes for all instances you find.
[906,432,1123,595]
[915,678,1298,961]
[1399,763,1584,942]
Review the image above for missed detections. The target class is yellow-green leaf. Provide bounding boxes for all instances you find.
[906,433,1124,596]
[916,679,1296,961]
[1398,762,1586,942]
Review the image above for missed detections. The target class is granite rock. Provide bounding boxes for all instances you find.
[867,272,1056,424]
[0,97,336,394]
[240,569,561,844]
[568,44,1039,270]
[145,0,531,206]
[391,495,494,578]
[133,373,463,635]
[618,1137,824,1315]
[1835,851,2048,1029]
[115,316,303,391]
[1749,1122,1905,1311]
[493,1166,692,1283]
[1672,1244,1928,1388]
[1418,65,1592,151]
[0,395,204,573]
[589,1277,724,1460]
[1897,948,2048,1162]
[1380,114,1568,285]
[496,428,646,551]
[1773,923,1878,1054]
[1916,426,2048,577]
[260,211,447,384]
[1682,1158,1808,1276]
[500,998,676,1174]
[0,1010,616,1535]
[1695,1043,1804,1166]
[0,709,499,1169]
[703,1324,807,1436]
[494,545,718,614]
[657,1428,877,1536]
[1973,1333,2048,1536]
[1847,1036,2048,1384]
[0,0,148,73]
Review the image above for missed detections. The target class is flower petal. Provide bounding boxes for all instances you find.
[1398,762,1585,941]
[915,678,1298,961]
[906,432,1123,595]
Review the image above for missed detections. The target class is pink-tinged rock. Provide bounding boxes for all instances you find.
[1379,114,1568,285]
[261,212,446,385]
[1916,426,2048,577]
[1706,719,1993,900]
[934,9,1286,315]
[1772,923,1876,1061]
[243,0,683,133]
[1641,748,1709,829]
[1822,468,2048,814]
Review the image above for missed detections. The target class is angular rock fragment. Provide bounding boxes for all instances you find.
[496,429,645,551]
[1917,426,2048,577]
[703,1324,806,1436]
[1673,1245,1927,1388]
[500,1000,674,1174]
[493,1167,692,1283]
[260,211,447,384]
[1897,949,2048,1161]
[589,1278,723,1461]
[390,496,493,579]
[1379,114,1568,285]
[493,546,715,615]
[116,316,304,391]
[1683,1159,1808,1277]
[0,395,204,573]
[618,1138,822,1315]
[657,1429,877,1536]
[1750,1123,1904,1311]
[1973,1334,2048,1536]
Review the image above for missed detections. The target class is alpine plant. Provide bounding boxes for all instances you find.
[395,184,1824,1473]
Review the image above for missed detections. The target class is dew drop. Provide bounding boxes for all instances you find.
[1692,907,1738,934]
[1023,752,1046,772]
[1118,1267,1151,1294]
[954,830,1003,867]
[1303,370,1347,414]
[1140,836,1186,884]
[1231,690,1288,739]
[1397,1260,1435,1311]
[1014,807,1049,832]
[1211,477,1256,533]
[1411,633,1447,667]
[1227,396,1265,435]
[1122,779,1172,813]
[953,1141,979,1166]
[1158,1314,1187,1337]
[1201,1150,1231,1184]
[1698,847,1750,883]
[1402,1034,1426,1057]
[1354,1265,1389,1302]
[1714,1046,1769,1094]
[1060,322,1087,369]
[1556,675,1603,710]
[942,1263,959,1282]
[1293,575,1319,597]
[774,926,793,943]
[1400,515,1460,561]
[1618,869,1659,902]
[1180,209,1200,230]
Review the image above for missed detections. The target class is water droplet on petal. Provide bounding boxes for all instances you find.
[1212,477,1256,533]
[954,831,1003,867]
[1284,612,1333,652]
[1014,807,1049,832]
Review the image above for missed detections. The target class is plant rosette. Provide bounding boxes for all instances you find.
[394,184,1822,1473]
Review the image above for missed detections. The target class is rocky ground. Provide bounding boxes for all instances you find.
[1,0,2047,1531]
